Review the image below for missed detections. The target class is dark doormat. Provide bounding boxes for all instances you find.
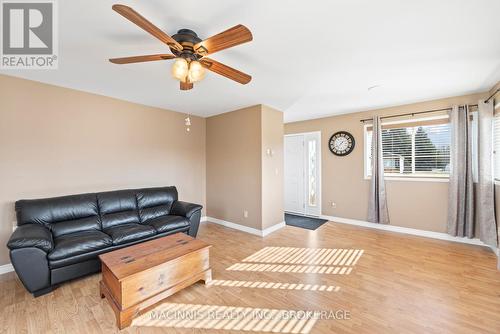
[284,213,328,231]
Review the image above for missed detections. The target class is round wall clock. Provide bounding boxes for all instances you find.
[329,131,355,156]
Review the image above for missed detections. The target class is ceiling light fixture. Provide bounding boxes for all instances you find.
[367,85,381,91]
[172,58,206,85]
[109,5,253,91]
[188,60,206,82]
[171,58,189,81]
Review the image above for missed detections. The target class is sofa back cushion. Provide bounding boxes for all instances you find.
[136,186,178,223]
[15,193,100,237]
[97,190,140,229]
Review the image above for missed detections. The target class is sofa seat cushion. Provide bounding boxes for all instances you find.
[48,230,112,261]
[104,223,156,245]
[146,215,190,234]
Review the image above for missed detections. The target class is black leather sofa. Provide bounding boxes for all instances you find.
[7,186,202,297]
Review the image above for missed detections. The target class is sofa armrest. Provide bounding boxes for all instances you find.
[171,201,203,219]
[7,224,53,253]
[171,201,203,237]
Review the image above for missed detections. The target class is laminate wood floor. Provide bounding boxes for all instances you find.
[1,221,499,334]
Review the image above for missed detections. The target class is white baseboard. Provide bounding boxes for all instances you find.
[321,215,492,248]
[203,214,490,248]
[201,216,285,237]
[262,221,286,236]
[0,263,14,275]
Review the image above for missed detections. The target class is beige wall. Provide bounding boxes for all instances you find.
[206,104,284,231]
[0,75,206,265]
[285,93,487,233]
[261,105,284,229]
[206,105,262,229]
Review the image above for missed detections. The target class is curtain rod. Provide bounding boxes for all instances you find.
[485,88,500,104]
[359,104,478,123]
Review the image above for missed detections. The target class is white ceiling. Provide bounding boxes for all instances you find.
[2,0,499,123]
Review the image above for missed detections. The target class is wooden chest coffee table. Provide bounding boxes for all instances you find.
[98,233,212,329]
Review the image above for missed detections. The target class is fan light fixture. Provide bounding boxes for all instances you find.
[171,58,206,83]
[171,58,189,81]
[109,4,253,91]
[188,61,206,82]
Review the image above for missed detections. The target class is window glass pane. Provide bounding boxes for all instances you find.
[365,118,451,178]
[413,124,450,175]
[366,130,372,176]
[308,140,317,206]
[382,127,412,174]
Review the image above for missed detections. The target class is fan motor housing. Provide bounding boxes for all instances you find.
[171,29,203,59]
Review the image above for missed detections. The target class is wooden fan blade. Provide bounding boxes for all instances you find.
[109,54,175,64]
[194,25,252,56]
[180,81,193,90]
[200,58,251,84]
[112,4,182,51]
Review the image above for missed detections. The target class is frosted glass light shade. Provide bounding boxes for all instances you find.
[171,58,189,81]
[188,60,206,82]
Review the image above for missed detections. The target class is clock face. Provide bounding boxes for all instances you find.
[329,131,355,156]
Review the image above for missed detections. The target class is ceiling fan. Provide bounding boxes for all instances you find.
[109,4,253,91]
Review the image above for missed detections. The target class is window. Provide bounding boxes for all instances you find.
[365,116,452,179]
[307,139,317,206]
[494,114,500,181]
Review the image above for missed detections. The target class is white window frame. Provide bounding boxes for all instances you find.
[364,115,452,182]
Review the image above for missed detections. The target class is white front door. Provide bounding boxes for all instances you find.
[284,132,321,216]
